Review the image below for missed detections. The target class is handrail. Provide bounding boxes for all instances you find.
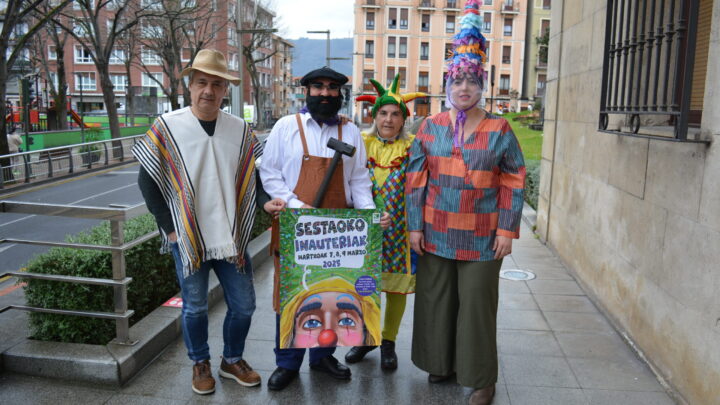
[0,200,157,345]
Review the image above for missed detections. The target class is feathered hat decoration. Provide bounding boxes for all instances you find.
[446,0,488,82]
[356,74,426,119]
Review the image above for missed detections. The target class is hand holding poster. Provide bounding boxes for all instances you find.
[278,208,382,349]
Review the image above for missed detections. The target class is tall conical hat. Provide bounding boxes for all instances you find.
[446,0,488,82]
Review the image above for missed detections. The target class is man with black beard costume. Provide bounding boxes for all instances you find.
[260,67,381,391]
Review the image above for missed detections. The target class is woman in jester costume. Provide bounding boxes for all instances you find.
[344,74,426,370]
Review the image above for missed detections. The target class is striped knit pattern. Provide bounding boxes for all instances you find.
[406,111,525,262]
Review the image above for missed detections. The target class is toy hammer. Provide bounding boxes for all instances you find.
[312,137,356,207]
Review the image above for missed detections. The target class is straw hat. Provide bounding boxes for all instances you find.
[181,49,240,85]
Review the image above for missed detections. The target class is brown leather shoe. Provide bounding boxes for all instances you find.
[469,385,495,405]
[219,358,261,387]
[192,360,216,395]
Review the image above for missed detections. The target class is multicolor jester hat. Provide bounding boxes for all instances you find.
[356,74,426,119]
[446,0,488,83]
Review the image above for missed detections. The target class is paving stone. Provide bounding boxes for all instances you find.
[498,309,550,331]
[544,312,615,333]
[568,357,666,391]
[534,295,599,313]
[527,280,586,296]
[501,354,580,388]
[498,330,564,357]
[506,385,589,405]
[0,373,115,405]
[555,331,637,361]
[499,293,539,311]
[104,393,187,405]
[584,389,677,405]
[499,279,531,294]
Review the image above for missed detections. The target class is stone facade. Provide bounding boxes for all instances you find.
[537,1,720,404]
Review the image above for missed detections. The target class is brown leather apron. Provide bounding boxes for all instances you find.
[271,113,349,311]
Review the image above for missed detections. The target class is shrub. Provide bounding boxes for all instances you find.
[524,159,540,210]
[24,208,272,345]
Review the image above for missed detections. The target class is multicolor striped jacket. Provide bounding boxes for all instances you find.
[406,111,526,262]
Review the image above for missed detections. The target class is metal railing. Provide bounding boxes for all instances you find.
[0,135,143,190]
[0,201,157,345]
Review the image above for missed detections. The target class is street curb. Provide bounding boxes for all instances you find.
[521,201,537,230]
[1,229,271,386]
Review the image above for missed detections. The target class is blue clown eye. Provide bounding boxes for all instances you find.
[338,317,356,327]
[303,319,322,329]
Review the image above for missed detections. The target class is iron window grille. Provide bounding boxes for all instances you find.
[598,0,703,141]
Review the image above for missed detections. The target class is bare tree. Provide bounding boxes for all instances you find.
[137,0,225,111]
[0,0,72,178]
[114,16,141,126]
[29,9,72,130]
[52,0,151,149]
[238,0,277,128]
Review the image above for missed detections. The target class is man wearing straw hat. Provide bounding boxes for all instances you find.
[133,49,285,395]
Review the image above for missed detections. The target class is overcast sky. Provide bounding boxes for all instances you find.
[269,0,355,39]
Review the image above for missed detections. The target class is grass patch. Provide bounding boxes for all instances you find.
[503,110,543,161]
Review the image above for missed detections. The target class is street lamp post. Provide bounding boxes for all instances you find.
[307,30,330,67]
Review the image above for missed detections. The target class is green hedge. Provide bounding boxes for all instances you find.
[524,159,540,210]
[23,209,273,345]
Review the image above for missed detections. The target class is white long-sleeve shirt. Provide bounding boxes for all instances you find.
[259,112,375,210]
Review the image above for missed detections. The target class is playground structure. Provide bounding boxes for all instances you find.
[5,101,100,134]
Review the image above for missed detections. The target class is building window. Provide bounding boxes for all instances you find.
[446,0,458,8]
[387,36,396,58]
[399,8,409,29]
[543,0,551,9]
[418,71,429,92]
[73,21,90,37]
[420,42,429,60]
[181,48,192,62]
[421,14,430,32]
[399,67,406,88]
[363,70,374,91]
[48,45,57,60]
[75,72,96,91]
[502,45,511,64]
[229,53,239,70]
[142,72,163,88]
[74,46,92,63]
[484,0,493,5]
[499,74,510,95]
[503,18,512,36]
[365,40,374,58]
[388,8,397,29]
[399,37,407,58]
[227,26,237,46]
[536,74,546,97]
[386,66,395,85]
[446,15,455,33]
[110,74,127,92]
[540,19,550,36]
[444,42,453,59]
[366,11,375,30]
[49,72,59,89]
[483,12,492,33]
[141,0,162,10]
[109,48,126,64]
[141,48,161,65]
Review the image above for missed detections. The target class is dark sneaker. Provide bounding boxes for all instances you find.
[219,358,261,387]
[192,360,216,395]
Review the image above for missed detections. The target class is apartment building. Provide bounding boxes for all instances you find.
[521,0,550,106]
[353,0,528,123]
[271,35,294,122]
[34,0,288,123]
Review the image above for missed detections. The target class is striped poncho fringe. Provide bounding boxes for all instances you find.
[132,113,259,277]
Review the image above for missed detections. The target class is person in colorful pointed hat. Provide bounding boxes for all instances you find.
[344,74,425,371]
[405,1,526,404]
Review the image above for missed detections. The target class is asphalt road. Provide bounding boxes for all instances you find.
[0,163,145,274]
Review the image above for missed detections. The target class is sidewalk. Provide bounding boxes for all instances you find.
[0,221,678,405]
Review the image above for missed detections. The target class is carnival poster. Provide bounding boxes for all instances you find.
[278,208,382,349]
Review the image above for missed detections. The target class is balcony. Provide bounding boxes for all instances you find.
[501,1,520,15]
[418,0,435,11]
[362,0,381,9]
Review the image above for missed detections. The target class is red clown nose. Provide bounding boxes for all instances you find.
[317,329,338,347]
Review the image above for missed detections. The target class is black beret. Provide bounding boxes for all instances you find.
[300,66,348,86]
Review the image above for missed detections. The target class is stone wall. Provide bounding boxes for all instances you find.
[537,1,720,404]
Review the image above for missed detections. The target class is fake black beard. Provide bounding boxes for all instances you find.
[306,95,343,121]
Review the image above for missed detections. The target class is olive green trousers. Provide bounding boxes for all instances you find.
[411,253,502,389]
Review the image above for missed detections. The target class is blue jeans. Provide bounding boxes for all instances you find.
[171,244,256,362]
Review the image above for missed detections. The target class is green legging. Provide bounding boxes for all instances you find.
[381,292,407,341]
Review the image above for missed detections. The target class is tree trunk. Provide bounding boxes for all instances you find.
[97,63,123,158]
[0,63,14,182]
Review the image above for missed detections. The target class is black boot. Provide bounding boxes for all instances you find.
[345,345,377,363]
[380,339,398,370]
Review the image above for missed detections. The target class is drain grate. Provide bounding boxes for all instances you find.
[500,269,536,281]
